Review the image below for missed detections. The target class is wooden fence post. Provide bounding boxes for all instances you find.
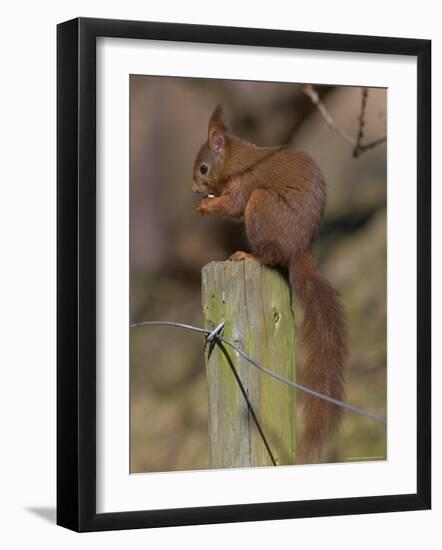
[201,259,296,469]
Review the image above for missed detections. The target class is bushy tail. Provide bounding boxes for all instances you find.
[289,251,348,463]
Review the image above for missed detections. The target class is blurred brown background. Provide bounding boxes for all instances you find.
[130,75,387,473]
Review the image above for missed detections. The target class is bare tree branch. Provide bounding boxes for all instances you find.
[303,84,356,146]
[354,87,368,154]
[303,85,386,158]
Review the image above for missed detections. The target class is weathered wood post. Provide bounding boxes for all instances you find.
[202,259,296,468]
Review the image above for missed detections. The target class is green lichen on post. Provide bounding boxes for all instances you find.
[201,260,296,469]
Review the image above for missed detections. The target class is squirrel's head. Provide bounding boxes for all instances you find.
[192,105,228,197]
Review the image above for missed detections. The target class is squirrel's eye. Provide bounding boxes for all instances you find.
[200,164,209,175]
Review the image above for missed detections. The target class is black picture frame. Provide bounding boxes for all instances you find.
[57,17,431,532]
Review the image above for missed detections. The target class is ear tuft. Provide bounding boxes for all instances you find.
[209,104,225,128]
[208,104,227,152]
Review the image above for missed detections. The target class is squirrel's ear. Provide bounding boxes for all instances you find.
[208,104,227,152]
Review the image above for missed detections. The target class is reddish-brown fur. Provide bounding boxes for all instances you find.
[193,106,348,463]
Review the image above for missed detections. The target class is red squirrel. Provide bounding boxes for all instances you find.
[192,105,348,463]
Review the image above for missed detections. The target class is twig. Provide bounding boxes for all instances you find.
[303,84,355,147]
[354,87,368,156]
[354,135,387,157]
[302,85,386,158]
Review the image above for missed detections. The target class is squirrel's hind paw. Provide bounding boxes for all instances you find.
[228,251,257,261]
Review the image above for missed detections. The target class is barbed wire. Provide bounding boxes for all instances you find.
[131,320,387,425]
[215,338,277,465]
[132,320,277,464]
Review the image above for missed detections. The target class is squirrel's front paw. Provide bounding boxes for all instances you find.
[196,198,212,215]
